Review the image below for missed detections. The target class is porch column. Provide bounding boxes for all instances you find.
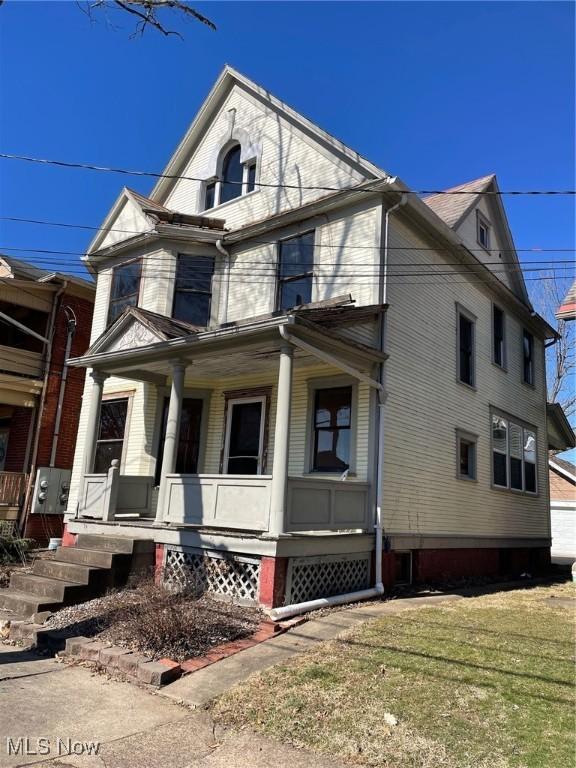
[156,361,185,523]
[269,341,294,536]
[84,370,108,475]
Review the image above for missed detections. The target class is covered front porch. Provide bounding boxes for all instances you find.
[67,304,386,541]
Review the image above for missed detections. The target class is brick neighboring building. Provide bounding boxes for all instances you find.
[0,255,94,543]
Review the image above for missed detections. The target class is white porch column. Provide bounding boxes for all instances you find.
[156,361,186,523]
[269,341,294,536]
[84,370,108,475]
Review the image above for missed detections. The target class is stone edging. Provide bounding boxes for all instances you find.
[60,618,301,687]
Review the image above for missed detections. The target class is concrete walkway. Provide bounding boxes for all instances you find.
[0,643,347,768]
[161,593,463,707]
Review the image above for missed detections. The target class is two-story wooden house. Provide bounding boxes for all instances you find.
[60,67,558,610]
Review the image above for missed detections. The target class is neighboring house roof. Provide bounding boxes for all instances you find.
[422,174,496,229]
[556,279,576,322]
[0,254,95,292]
[549,456,576,483]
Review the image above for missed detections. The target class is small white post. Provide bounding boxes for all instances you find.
[269,341,294,536]
[84,369,108,475]
[102,459,120,522]
[156,361,186,523]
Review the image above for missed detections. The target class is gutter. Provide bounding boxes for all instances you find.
[215,239,231,324]
[49,306,77,467]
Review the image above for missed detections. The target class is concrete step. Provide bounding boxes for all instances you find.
[9,573,84,602]
[32,558,98,585]
[0,589,58,618]
[55,546,120,569]
[75,534,156,555]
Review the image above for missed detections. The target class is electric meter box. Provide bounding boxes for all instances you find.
[32,467,72,515]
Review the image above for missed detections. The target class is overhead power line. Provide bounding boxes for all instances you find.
[1,153,575,196]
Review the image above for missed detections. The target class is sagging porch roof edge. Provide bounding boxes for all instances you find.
[67,307,388,374]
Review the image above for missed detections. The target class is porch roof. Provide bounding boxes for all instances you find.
[67,303,387,385]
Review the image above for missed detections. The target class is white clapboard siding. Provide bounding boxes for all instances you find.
[381,216,549,538]
[164,86,369,231]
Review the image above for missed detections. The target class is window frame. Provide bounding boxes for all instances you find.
[492,303,507,369]
[202,145,258,212]
[276,230,315,312]
[456,429,478,482]
[490,410,538,496]
[476,210,491,250]
[522,329,535,386]
[107,258,142,326]
[222,395,267,475]
[93,393,132,474]
[456,303,477,389]
[305,375,357,476]
[171,253,215,328]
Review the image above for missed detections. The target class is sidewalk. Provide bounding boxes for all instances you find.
[161,593,463,707]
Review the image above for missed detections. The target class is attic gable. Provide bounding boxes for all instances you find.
[86,188,165,255]
[148,66,389,228]
[424,175,530,305]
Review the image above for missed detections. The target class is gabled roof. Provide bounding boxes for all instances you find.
[556,279,576,322]
[423,174,496,229]
[0,254,94,292]
[549,456,576,483]
[150,65,389,204]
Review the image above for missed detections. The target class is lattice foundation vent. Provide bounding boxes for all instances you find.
[286,554,371,604]
[163,547,260,605]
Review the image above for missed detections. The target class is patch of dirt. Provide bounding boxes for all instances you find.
[44,581,262,662]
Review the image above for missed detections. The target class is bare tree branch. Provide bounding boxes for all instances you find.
[78,0,215,38]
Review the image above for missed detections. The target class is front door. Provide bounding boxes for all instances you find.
[223,397,266,474]
[155,398,203,484]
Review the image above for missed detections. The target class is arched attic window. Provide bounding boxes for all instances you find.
[203,143,257,211]
[220,144,243,204]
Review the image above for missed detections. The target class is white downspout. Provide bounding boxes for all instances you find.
[270,192,406,623]
[215,239,231,324]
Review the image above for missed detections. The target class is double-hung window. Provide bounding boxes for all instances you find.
[523,330,534,385]
[93,398,128,474]
[456,430,477,481]
[477,212,491,250]
[312,386,352,472]
[492,305,506,368]
[172,254,214,327]
[203,144,258,210]
[277,232,314,310]
[108,260,141,325]
[491,413,537,494]
[457,306,475,387]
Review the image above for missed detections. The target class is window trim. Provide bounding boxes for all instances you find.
[171,253,215,328]
[476,210,491,251]
[456,303,477,389]
[276,230,316,311]
[107,258,142,327]
[491,303,507,370]
[93,392,133,474]
[202,145,258,212]
[456,429,478,482]
[490,409,539,496]
[522,329,535,387]
[305,375,358,476]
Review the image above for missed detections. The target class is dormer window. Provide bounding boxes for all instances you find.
[203,143,257,211]
[477,211,491,250]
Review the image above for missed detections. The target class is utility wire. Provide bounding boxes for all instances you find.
[1,153,575,195]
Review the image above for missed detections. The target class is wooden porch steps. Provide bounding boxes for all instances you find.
[0,534,155,621]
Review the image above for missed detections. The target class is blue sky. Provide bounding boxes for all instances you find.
[0,0,574,294]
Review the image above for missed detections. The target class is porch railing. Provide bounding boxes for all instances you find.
[79,463,154,520]
[0,471,28,507]
[286,477,370,532]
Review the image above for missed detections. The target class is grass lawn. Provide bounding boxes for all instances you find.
[213,583,575,768]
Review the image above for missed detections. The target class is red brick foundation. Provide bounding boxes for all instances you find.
[154,544,165,583]
[61,524,77,548]
[258,556,288,608]
[379,546,551,587]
